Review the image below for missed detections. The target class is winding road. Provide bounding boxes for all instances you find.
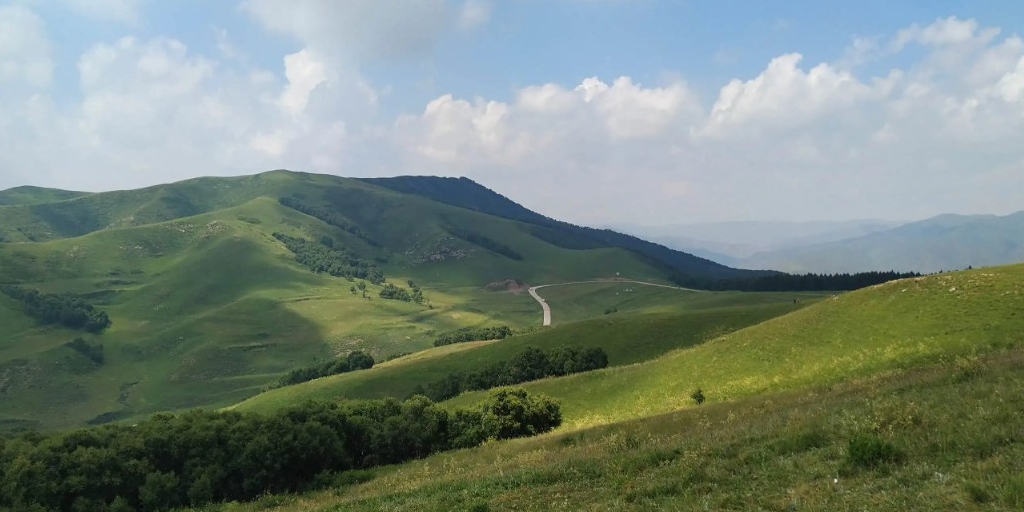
[527,279,700,327]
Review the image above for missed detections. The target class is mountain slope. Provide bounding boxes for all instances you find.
[363,176,763,280]
[741,212,1024,273]
[0,170,752,429]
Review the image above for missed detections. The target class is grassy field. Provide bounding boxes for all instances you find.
[231,295,815,412]
[534,280,821,325]
[448,264,1024,428]
[189,264,1024,512]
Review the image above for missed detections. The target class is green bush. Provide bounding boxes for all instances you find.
[480,388,561,439]
[846,433,903,468]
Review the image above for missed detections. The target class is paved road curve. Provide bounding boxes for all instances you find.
[526,279,700,327]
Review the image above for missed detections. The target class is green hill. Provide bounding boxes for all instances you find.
[194,263,1024,512]
[232,291,817,413]
[448,263,1024,427]
[0,170,765,430]
[0,186,90,207]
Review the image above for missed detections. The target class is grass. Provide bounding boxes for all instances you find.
[447,264,1024,428]
[534,280,821,325]
[194,347,1024,512]
[232,296,813,412]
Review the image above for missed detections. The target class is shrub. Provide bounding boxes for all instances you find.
[480,388,561,439]
[846,433,903,468]
[691,388,705,405]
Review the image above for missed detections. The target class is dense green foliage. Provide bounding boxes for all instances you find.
[274,351,374,388]
[432,325,513,347]
[672,270,921,292]
[421,346,608,401]
[379,283,424,303]
[0,390,560,512]
[277,196,379,246]
[446,227,522,260]
[0,285,111,333]
[272,233,385,284]
[66,337,104,364]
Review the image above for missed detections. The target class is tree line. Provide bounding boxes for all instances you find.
[66,337,104,364]
[272,351,374,388]
[278,197,379,247]
[670,270,922,292]
[433,325,514,347]
[0,285,111,333]
[0,389,560,512]
[378,281,425,303]
[445,227,523,261]
[417,345,608,402]
[273,233,385,284]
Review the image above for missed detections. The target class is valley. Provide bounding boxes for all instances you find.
[1,170,1021,512]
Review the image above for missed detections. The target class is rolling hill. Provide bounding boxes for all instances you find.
[0,170,764,430]
[197,262,1024,512]
[740,212,1024,273]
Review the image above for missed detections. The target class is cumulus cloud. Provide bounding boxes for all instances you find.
[395,17,1024,224]
[1,12,1023,227]
[0,6,52,88]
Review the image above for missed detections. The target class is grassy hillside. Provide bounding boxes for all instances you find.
[200,348,1024,512]
[232,294,816,413]
[195,263,1024,512]
[0,170,746,430]
[449,264,1024,428]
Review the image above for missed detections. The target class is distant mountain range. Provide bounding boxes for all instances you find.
[623,213,1024,274]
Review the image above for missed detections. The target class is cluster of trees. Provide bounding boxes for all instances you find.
[0,390,559,512]
[671,270,922,292]
[446,227,523,260]
[273,233,385,284]
[66,337,104,364]
[379,283,424,303]
[277,197,379,247]
[419,346,608,402]
[0,285,111,333]
[433,325,514,347]
[273,351,374,388]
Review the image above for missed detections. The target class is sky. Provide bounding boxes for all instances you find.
[1,1,1023,226]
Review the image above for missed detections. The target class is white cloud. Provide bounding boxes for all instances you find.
[279,49,328,116]
[0,6,52,88]
[393,17,1024,224]
[2,13,1024,228]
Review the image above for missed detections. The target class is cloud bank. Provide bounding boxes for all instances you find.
[0,6,1021,225]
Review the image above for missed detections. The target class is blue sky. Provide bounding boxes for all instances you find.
[2,1,1024,225]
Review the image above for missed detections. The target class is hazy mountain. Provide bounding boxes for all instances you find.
[613,219,902,262]
[740,212,1024,273]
